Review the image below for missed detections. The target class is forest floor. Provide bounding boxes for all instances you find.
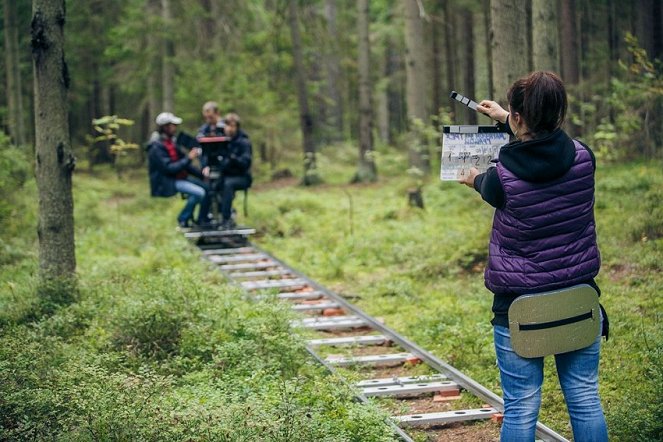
[1,143,661,441]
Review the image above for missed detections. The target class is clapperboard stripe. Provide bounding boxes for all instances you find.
[449,90,479,111]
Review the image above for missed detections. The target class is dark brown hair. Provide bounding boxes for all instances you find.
[225,112,241,128]
[507,71,567,136]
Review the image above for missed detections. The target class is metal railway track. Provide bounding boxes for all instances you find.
[185,228,569,442]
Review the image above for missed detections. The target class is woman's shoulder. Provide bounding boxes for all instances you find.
[571,138,597,171]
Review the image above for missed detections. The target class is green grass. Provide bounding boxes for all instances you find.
[248,144,663,441]
[0,165,394,441]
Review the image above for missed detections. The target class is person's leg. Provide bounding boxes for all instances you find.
[555,333,608,442]
[186,177,211,224]
[174,180,205,224]
[220,176,250,221]
[494,325,544,441]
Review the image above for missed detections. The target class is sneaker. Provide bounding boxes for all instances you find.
[178,220,190,229]
[220,219,237,230]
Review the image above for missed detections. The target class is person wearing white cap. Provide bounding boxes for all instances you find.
[147,112,211,228]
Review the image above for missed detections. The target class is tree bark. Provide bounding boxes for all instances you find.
[146,0,161,130]
[483,0,494,98]
[355,0,377,182]
[402,0,429,172]
[443,1,456,111]
[560,0,579,85]
[376,44,390,144]
[635,0,655,59]
[323,0,344,139]
[161,0,175,112]
[431,11,442,117]
[490,0,530,101]
[4,0,27,145]
[653,0,662,61]
[288,0,319,185]
[532,0,560,72]
[31,0,76,285]
[385,37,404,136]
[461,8,477,125]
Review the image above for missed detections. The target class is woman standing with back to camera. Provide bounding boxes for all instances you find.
[459,71,609,441]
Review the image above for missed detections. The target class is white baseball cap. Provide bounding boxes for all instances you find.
[155,112,183,126]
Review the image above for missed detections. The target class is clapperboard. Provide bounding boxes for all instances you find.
[440,92,510,181]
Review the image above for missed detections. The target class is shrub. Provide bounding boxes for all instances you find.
[113,297,185,360]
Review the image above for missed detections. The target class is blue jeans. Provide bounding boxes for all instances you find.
[494,325,608,442]
[218,176,251,221]
[175,179,210,224]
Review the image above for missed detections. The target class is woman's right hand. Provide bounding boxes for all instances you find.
[477,100,509,124]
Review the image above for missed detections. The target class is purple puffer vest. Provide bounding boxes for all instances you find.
[485,140,600,295]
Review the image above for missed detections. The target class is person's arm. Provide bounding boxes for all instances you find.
[229,138,252,172]
[476,100,513,136]
[458,166,506,209]
[186,162,204,179]
[149,143,191,175]
[496,114,514,136]
[473,167,506,209]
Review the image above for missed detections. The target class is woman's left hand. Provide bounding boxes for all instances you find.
[458,167,479,188]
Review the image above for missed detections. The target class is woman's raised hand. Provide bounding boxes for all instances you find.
[477,100,509,124]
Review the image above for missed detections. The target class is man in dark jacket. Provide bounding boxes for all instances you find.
[217,113,252,229]
[196,101,225,138]
[148,112,211,228]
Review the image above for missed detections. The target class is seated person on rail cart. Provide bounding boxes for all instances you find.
[459,71,609,442]
[147,112,211,228]
[205,112,252,230]
[197,101,226,138]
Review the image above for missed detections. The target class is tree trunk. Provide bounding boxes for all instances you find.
[653,0,662,61]
[386,37,404,136]
[376,45,390,144]
[490,0,530,101]
[146,0,161,131]
[607,0,619,73]
[461,9,477,125]
[355,0,377,182]
[323,0,344,139]
[402,0,429,172]
[443,1,456,113]
[532,0,560,72]
[526,0,533,71]
[31,0,77,288]
[288,0,319,185]
[4,0,26,145]
[198,0,216,58]
[161,0,175,112]
[560,0,579,85]
[635,0,655,59]
[483,0,494,98]
[431,13,442,117]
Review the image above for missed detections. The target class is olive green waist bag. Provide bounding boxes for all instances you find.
[508,284,601,358]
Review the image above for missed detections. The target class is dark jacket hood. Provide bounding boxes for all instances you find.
[498,129,575,183]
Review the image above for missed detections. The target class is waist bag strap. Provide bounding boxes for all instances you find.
[508,284,601,358]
